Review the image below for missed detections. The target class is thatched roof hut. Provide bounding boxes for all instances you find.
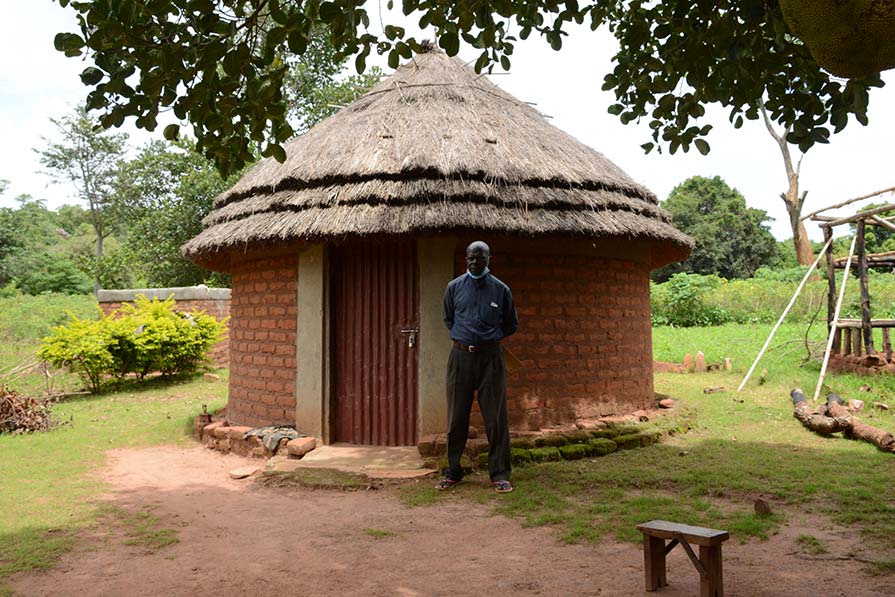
[183,48,690,268]
[184,46,692,447]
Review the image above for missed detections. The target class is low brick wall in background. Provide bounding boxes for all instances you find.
[97,286,231,367]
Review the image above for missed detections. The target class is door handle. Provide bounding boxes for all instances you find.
[400,328,419,348]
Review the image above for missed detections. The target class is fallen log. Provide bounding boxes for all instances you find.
[826,395,895,451]
[790,389,850,434]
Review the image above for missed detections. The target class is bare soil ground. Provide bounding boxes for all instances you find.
[11,446,895,596]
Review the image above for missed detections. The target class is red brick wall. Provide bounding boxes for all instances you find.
[456,248,653,431]
[227,255,298,428]
[99,298,230,367]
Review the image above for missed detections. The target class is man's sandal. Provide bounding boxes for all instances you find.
[493,480,514,493]
[435,478,460,490]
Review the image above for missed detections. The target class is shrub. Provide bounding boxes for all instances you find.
[651,273,729,327]
[39,314,114,392]
[39,295,226,392]
[652,268,895,327]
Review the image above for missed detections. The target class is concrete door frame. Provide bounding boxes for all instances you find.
[295,238,456,446]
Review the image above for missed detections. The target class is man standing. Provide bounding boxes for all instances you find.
[439,241,518,493]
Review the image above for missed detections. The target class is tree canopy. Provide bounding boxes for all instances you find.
[654,175,779,281]
[54,0,884,176]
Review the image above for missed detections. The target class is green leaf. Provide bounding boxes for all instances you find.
[80,67,104,86]
[54,33,84,53]
[439,31,460,56]
[163,124,180,141]
[270,144,287,162]
[474,51,489,73]
[319,2,340,22]
[695,139,710,155]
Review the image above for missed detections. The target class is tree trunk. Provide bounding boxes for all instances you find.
[94,231,103,297]
[793,218,813,266]
[762,106,813,266]
[826,400,894,450]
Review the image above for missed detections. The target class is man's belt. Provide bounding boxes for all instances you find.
[453,341,500,353]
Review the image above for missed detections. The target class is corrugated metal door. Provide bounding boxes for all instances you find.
[331,240,419,445]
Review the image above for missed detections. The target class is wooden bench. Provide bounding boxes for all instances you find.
[636,520,730,597]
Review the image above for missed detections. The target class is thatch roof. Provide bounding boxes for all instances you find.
[183,46,693,270]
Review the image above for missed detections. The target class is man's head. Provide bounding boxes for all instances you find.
[465,241,491,276]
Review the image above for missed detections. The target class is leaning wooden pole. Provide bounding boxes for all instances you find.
[814,232,859,402]
[856,220,876,355]
[738,237,834,392]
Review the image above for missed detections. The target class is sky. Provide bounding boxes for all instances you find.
[3,2,894,242]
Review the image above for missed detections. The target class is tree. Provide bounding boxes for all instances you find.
[0,196,94,295]
[113,138,236,287]
[282,31,384,133]
[654,176,779,281]
[760,106,813,266]
[53,0,884,176]
[36,105,128,296]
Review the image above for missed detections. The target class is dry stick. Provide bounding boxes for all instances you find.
[814,233,859,402]
[800,184,895,221]
[824,202,895,228]
[870,215,895,233]
[738,237,833,392]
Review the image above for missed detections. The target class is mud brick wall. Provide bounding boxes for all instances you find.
[227,255,298,428]
[455,249,654,431]
[98,289,231,367]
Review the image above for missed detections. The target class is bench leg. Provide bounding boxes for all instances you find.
[643,535,667,591]
[699,545,723,597]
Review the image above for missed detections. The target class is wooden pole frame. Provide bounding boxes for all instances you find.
[737,237,834,392]
[801,185,895,221]
[814,233,859,402]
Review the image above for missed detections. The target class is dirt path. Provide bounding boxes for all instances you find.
[11,446,894,596]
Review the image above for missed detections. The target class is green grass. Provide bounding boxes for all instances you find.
[796,534,828,555]
[402,322,895,570]
[98,505,179,550]
[0,293,98,396]
[0,373,227,590]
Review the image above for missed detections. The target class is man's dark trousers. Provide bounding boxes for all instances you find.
[445,344,511,482]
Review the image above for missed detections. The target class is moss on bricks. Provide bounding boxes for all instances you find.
[476,452,489,468]
[564,431,592,444]
[529,446,562,462]
[534,435,568,447]
[586,438,618,456]
[510,437,535,449]
[558,444,588,460]
[437,455,475,474]
[589,428,618,439]
[639,432,662,446]
[609,425,641,436]
[511,448,532,465]
[614,434,642,450]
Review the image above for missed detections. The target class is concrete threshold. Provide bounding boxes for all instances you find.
[269,443,437,479]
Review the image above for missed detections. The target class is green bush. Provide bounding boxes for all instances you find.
[39,295,225,392]
[38,315,114,392]
[651,273,729,327]
[652,269,895,327]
